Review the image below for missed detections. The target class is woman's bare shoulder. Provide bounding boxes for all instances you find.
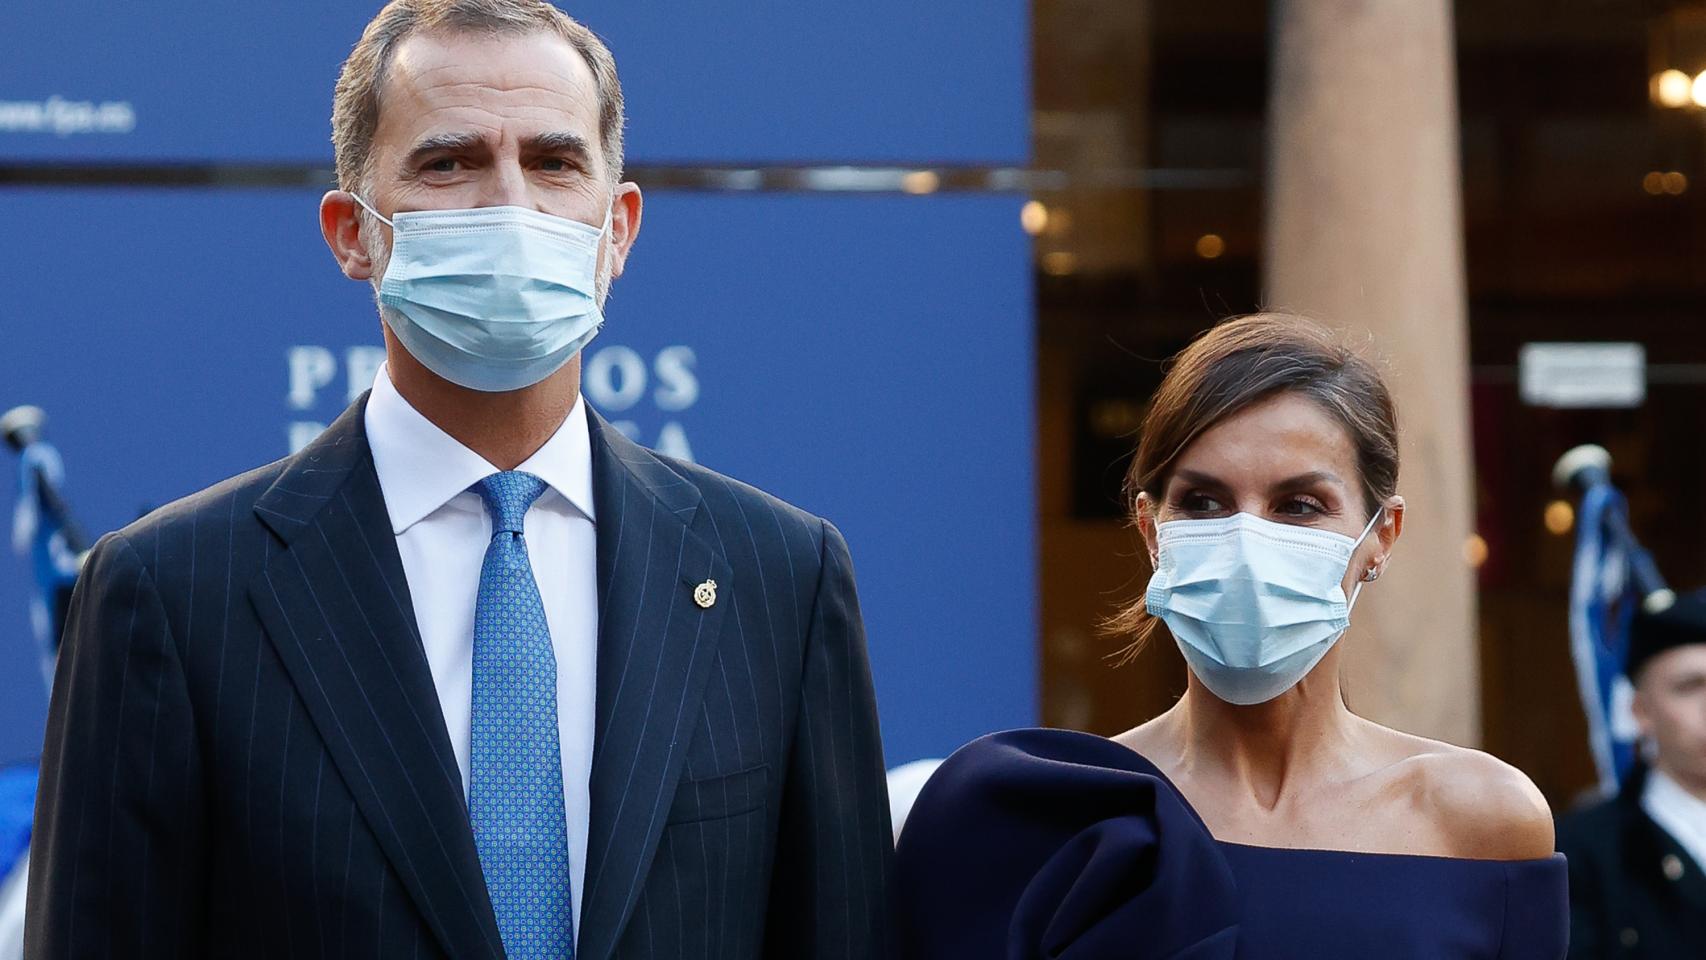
[1111,714,1183,772]
[1380,732,1555,861]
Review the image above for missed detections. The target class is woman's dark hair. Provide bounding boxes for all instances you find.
[1107,313,1400,663]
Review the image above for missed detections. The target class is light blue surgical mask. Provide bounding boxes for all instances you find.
[1145,508,1382,705]
[355,197,611,392]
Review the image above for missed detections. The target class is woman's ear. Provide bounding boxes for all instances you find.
[1367,495,1405,579]
[1137,492,1160,568]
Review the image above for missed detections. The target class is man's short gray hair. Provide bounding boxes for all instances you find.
[331,0,625,193]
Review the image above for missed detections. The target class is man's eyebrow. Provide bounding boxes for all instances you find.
[521,131,594,159]
[402,131,488,166]
[518,132,593,160]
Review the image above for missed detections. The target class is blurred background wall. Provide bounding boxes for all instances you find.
[1037,0,1706,809]
[0,1,1036,770]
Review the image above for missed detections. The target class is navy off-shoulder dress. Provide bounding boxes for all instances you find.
[895,728,1568,959]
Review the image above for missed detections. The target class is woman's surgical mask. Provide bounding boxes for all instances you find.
[1145,508,1383,705]
[354,197,610,393]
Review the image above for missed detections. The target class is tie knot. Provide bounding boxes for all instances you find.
[474,471,548,535]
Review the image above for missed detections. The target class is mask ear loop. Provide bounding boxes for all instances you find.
[353,192,614,236]
[1346,505,1385,609]
[350,193,395,229]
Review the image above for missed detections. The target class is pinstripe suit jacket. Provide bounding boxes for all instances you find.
[25,396,894,959]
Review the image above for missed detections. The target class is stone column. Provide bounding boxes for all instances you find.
[1265,0,1479,745]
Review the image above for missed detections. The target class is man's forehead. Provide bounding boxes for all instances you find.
[377,29,598,139]
[1646,644,1706,682]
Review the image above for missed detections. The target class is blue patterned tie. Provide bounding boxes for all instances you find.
[469,471,575,959]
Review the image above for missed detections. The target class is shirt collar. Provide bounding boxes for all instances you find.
[364,363,596,535]
[1642,766,1706,864]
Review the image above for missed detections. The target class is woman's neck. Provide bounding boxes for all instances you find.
[1165,673,1364,809]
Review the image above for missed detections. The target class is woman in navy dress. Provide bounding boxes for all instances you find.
[896,315,1568,958]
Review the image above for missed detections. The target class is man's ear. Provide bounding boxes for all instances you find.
[320,190,378,281]
[1630,685,1655,742]
[604,181,643,281]
[1137,492,1160,568]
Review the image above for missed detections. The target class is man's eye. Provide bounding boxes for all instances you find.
[539,157,574,172]
[425,157,459,172]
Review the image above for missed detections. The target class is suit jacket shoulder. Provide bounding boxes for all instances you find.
[1556,793,1619,862]
[628,442,836,567]
[100,453,291,578]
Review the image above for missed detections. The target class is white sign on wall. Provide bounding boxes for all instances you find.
[1518,342,1646,409]
[285,343,700,462]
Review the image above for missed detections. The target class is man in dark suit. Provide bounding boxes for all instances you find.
[1557,589,1706,958]
[25,2,894,957]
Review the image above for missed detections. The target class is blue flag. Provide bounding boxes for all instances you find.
[11,438,80,687]
[0,764,35,881]
[1567,482,1645,795]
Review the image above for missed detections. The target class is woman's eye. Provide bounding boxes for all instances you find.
[1179,492,1223,513]
[1276,497,1325,516]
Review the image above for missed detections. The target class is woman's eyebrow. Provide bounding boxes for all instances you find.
[1173,468,1344,491]
[1171,469,1228,490]
[1269,470,1344,490]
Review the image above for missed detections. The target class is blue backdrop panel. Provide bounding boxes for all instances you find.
[0,1,1028,167]
[0,186,1035,767]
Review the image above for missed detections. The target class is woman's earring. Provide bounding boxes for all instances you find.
[1362,567,1380,582]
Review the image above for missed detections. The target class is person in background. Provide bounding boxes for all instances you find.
[1558,589,1706,958]
[25,2,892,957]
[896,314,1567,959]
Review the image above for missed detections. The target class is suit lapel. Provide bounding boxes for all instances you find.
[1639,813,1706,911]
[1621,783,1706,912]
[1665,836,1706,912]
[577,411,732,960]
[247,397,504,960]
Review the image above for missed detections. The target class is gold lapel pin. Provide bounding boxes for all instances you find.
[693,579,718,609]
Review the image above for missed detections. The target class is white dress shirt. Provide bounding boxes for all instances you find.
[1643,766,1706,873]
[364,365,597,937]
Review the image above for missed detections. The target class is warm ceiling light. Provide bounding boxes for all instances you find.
[1544,500,1575,536]
[1194,233,1226,259]
[1644,171,1667,195]
[1664,171,1689,195]
[1463,534,1489,568]
[1690,70,1706,108]
[1020,200,1049,235]
[1655,69,1694,108]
